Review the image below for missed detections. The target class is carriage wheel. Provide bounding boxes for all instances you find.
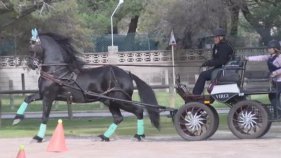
[174,102,219,141]
[227,100,271,139]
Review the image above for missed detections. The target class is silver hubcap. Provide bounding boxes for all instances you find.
[185,112,205,131]
[238,111,257,129]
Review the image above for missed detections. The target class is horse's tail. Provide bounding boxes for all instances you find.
[131,73,160,130]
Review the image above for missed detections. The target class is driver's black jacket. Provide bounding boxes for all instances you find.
[204,40,234,68]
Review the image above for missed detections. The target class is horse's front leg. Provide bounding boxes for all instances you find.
[33,96,54,143]
[13,93,41,125]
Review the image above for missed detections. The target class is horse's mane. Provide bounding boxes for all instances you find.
[39,33,85,70]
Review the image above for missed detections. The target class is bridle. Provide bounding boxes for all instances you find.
[28,38,72,69]
[28,39,43,69]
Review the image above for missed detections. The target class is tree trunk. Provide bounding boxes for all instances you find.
[229,5,240,37]
[125,15,139,51]
[181,30,192,49]
[127,15,139,34]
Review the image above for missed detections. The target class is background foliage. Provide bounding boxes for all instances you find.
[0,0,281,55]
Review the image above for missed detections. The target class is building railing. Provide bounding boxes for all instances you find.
[0,48,266,69]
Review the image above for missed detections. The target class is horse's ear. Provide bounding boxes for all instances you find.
[31,28,39,41]
[31,29,35,36]
[34,28,38,37]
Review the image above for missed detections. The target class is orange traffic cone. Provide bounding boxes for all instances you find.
[47,119,67,152]
[16,145,26,158]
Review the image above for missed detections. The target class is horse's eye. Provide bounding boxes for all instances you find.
[30,40,36,45]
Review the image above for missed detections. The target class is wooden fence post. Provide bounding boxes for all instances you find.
[21,73,25,97]
[168,68,176,108]
[0,89,2,128]
[9,80,14,110]
[164,69,169,92]
[67,103,73,120]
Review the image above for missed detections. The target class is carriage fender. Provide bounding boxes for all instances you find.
[210,84,242,102]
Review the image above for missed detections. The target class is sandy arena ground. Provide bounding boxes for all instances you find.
[2,127,281,158]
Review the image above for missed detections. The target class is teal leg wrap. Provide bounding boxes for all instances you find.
[104,123,118,138]
[137,119,144,135]
[16,102,28,115]
[37,123,47,138]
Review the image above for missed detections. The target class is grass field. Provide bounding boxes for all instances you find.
[0,91,270,113]
[0,91,269,138]
[0,114,229,138]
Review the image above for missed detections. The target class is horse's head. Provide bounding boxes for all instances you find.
[27,28,44,70]
[27,29,84,72]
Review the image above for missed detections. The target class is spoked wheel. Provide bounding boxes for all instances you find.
[174,102,219,141]
[228,100,271,139]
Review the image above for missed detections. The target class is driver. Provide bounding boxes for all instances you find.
[192,28,234,95]
[245,40,281,110]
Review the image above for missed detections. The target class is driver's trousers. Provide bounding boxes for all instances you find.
[192,68,214,95]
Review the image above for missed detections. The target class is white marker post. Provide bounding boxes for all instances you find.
[108,0,124,54]
[169,30,177,107]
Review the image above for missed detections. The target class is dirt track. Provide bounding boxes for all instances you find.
[2,127,281,158]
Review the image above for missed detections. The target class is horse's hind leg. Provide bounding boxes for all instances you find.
[129,106,145,141]
[13,93,41,125]
[33,96,54,143]
[116,101,145,141]
[99,104,123,142]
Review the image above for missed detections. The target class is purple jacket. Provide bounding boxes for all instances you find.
[248,55,281,81]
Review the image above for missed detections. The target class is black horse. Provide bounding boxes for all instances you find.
[13,31,160,142]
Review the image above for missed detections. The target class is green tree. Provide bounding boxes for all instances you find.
[76,0,149,50]
[140,0,229,49]
[228,0,281,45]
[0,0,88,54]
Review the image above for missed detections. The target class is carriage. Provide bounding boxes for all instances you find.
[174,57,279,141]
[13,30,280,142]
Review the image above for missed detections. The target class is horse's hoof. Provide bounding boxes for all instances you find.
[12,114,24,125]
[32,135,43,143]
[98,135,110,142]
[134,134,145,141]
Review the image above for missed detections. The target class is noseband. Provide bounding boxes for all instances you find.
[27,53,41,68]
[27,40,44,69]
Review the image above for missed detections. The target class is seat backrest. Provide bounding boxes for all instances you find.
[208,58,245,93]
[211,68,222,80]
[211,59,244,84]
[218,70,241,83]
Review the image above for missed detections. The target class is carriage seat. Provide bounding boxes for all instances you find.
[211,59,244,85]
[207,59,244,93]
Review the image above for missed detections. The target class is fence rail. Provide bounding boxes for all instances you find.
[0,48,266,69]
[0,84,174,127]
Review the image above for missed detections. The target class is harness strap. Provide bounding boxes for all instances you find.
[105,66,131,99]
[101,87,131,99]
[40,71,64,85]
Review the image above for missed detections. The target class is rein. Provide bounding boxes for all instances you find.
[41,69,172,111]
[40,63,68,66]
[40,71,67,86]
[40,70,131,101]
